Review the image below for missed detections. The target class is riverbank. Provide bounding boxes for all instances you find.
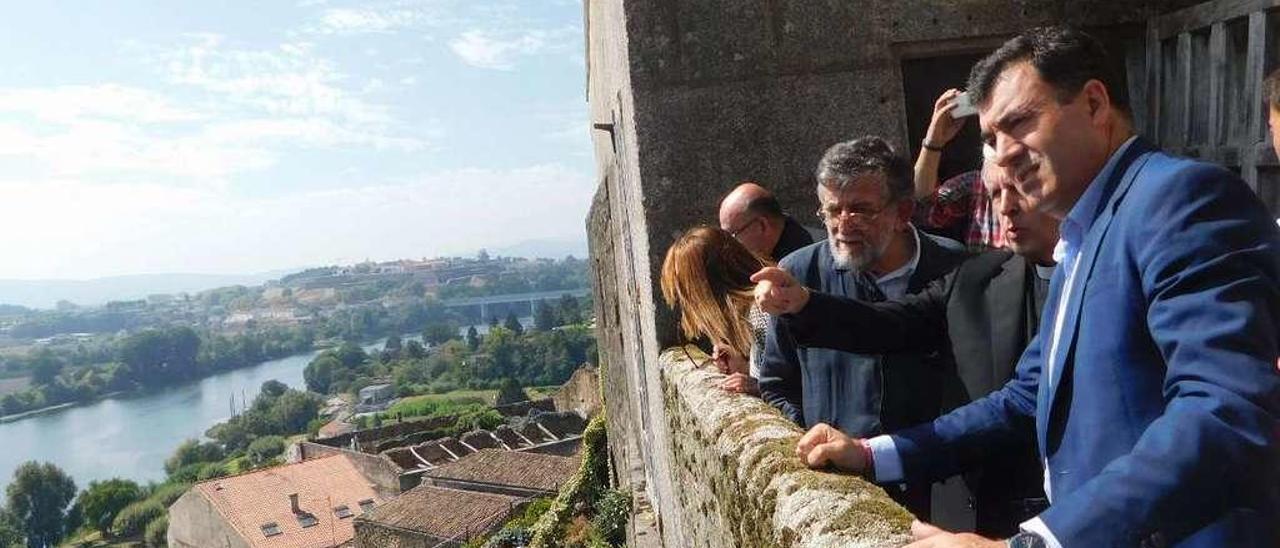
[0,390,127,424]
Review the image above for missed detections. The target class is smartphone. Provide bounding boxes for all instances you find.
[951,92,979,119]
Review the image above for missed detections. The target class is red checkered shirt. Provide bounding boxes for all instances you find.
[919,169,1004,252]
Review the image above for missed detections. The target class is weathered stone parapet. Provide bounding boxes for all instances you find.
[659,346,912,548]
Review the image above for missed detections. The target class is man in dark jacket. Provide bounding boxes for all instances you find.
[718,181,815,262]
[756,136,967,519]
[755,164,1057,536]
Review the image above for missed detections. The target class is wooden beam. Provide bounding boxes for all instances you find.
[1175,32,1193,148]
[1154,0,1280,39]
[1208,22,1227,148]
[1145,21,1162,144]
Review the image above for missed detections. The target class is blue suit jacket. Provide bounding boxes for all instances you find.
[890,139,1280,546]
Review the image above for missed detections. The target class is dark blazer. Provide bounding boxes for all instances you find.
[772,215,815,262]
[782,249,1046,536]
[890,139,1280,546]
[758,228,968,433]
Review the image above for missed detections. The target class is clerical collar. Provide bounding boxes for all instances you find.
[1034,264,1055,280]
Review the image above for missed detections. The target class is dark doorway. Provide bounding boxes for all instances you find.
[901,52,990,185]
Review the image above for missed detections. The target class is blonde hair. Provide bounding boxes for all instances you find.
[660,226,769,358]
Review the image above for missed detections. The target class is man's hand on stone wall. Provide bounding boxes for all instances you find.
[905,520,1004,548]
[795,423,866,472]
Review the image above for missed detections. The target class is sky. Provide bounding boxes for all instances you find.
[0,0,593,280]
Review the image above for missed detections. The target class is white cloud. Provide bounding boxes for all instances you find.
[316,8,421,34]
[449,27,579,70]
[0,84,204,125]
[0,164,593,278]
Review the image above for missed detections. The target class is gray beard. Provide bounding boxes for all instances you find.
[829,239,873,271]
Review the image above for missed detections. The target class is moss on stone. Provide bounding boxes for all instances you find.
[827,496,915,534]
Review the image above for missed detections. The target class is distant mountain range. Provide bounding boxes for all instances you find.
[487,238,588,260]
[0,270,298,310]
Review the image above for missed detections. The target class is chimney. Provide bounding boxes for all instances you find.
[289,493,300,514]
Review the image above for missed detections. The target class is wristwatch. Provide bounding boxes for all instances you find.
[1007,531,1047,548]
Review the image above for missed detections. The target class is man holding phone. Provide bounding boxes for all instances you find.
[913,89,1003,252]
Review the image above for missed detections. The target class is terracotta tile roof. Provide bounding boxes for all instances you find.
[193,454,384,548]
[358,485,518,540]
[423,449,579,492]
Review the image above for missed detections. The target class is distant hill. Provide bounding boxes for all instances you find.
[488,238,588,260]
[0,270,299,310]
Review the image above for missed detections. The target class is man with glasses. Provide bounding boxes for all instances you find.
[757,136,967,519]
[718,181,814,262]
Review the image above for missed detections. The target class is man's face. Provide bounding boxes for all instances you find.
[1269,107,1280,160]
[983,163,1059,263]
[816,174,907,271]
[978,62,1112,218]
[720,212,769,257]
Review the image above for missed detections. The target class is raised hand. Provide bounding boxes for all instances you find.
[925,88,967,148]
[751,266,809,315]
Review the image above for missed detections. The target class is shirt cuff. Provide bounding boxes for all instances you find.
[864,435,904,484]
[1019,517,1063,548]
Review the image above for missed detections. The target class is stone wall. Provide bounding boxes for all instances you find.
[352,521,451,548]
[294,442,406,497]
[167,490,251,548]
[658,347,912,547]
[551,365,603,417]
[584,1,1204,545]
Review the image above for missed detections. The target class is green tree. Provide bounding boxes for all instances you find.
[75,479,142,535]
[246,436,287,466]
[109,500,163,538]
[260,379,288,398]
[466,326,481,351]
[494,377,530,406]
[6,461,76,548]
[383,335,402,357]
[422,322,458,346]
[558,294,583,325]
[28,351,62,386]
[303,354,340,393]
[164,440,224,475]
[503,312,524,336]
[267,390,320,434]
[403,340,426,360]
[533,301,558,331]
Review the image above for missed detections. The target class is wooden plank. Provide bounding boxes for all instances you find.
[1127,36,1149,137]
[1208,22,1227,146]
[1247,10,1267,147]
[1155,0,1280,39]
[1175,32,1193,148]
[1146,22,1162,144]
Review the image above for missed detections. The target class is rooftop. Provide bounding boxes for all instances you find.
[423,449,579,492]
[194,454,384,548]
[357,485,519,540]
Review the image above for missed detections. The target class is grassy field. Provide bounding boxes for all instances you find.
[0,375,29,397]
[379,385,560,420]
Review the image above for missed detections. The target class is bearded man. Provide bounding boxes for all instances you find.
[756,135,967,518]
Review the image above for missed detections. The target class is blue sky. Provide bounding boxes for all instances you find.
[0,0,592,279]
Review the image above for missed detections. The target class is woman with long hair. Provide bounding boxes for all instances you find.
[660,226,771,395]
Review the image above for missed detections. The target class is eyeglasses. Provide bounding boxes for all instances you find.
[815,201,892,225]
[726,216,761,238]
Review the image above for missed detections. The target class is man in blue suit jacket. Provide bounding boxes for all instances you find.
[786,27,1280,547]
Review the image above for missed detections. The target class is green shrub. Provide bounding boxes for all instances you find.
[146,482,191,507]
[246,435,286,466]
[195,462,229,481]
[111,500,165,537]
[144,514,168,546]
[591,489,631,545]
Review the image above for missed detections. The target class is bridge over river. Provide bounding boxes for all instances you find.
[441,288,590,323]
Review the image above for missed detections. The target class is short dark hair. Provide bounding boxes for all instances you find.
[1266,68,1280,110]
[967,26,1128,114]
[814,136,913,203]
[744,195,784,219]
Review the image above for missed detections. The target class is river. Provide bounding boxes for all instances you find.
[0,349,325,494]
[0,322,534,494]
